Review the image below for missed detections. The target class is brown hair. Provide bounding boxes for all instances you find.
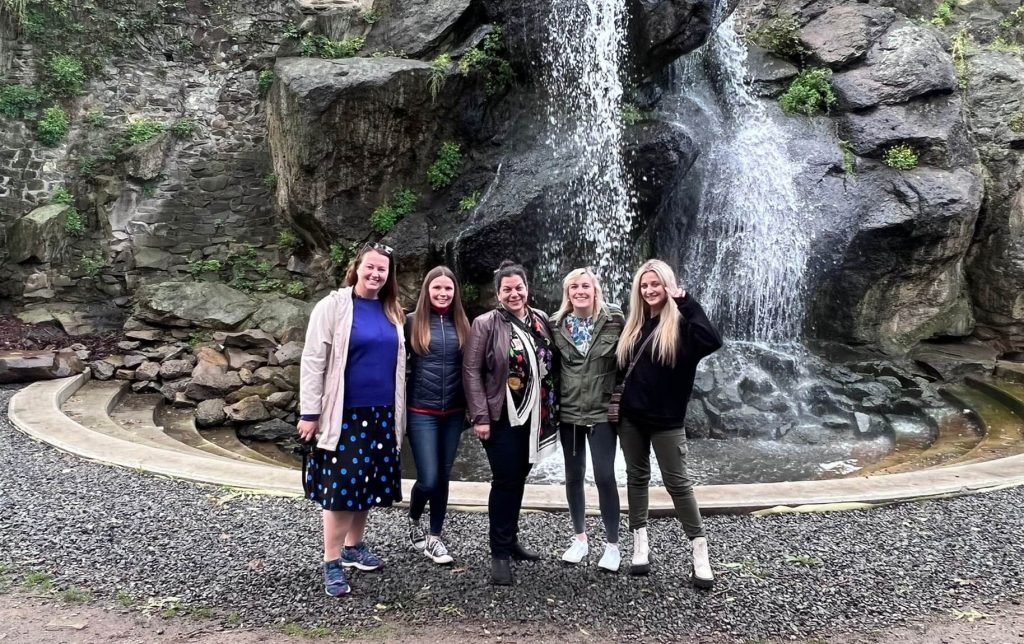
[344,244,404,326]
[410,266,471,355]
[493,259,529,297]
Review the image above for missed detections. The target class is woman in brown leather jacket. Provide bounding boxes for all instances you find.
[462,260,559,586]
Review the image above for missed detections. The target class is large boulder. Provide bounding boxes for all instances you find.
[0,350,85,384]
[798,5,897,69]
[248,297,313,342]
[626,0,718,78]
[134,282,259,330]
[6,204,74,264]
[361,0,473,58]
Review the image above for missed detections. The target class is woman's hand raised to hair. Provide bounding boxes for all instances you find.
[297,419,319,442]
[670,285,686,299]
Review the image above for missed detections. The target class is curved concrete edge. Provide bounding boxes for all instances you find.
[8,376,1024,515]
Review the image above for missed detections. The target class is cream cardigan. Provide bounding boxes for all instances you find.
[299,287,407,451]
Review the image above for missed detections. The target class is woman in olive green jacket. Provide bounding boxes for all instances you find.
[548,268,624,572]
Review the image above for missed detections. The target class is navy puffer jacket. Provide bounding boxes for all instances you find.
[405,310,465,412]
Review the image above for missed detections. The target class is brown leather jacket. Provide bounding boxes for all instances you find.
[463,307,552,425]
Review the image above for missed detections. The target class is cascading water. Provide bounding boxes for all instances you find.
[539,0,634,299]
[672,14,814,343]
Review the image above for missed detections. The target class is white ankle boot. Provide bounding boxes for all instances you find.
[691,537,714,589]
[629,528,650,576]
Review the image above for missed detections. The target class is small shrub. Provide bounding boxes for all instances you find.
[50,186,74,206]
[329,242,349,265]
[779,68,836,116]
[930,0,957,27]
[84,109,106,127]
[257,69,274,95]
[79,156,97,177]
[459,191,480,212]
[189,331,212,347]
[458,48,488,75]
[428,142,462,190]
[361,9,381,24]
[170,117,195,138]
[47,54,87,96]
[61,587,93,603]
[457,28,513,96]
[23,571,54,591]
[125,117,164,145]
[1009,112,1024,133]
[839,139,856,175]
[951,29,969,89]
[392,189,417,217]
[64,208,85,235]
[0,84,42,119]
[188,258,222,275]
[282,23,301,40]
[370,203,398,235]
[430,53,451,101]
[277,229,300,250]
[79,254,105,277]
[36,106,70,146]
[1000,6,1024,31]
[622,103,648,126]
[285,281,306,297]
[746,16,804,59]
[263,174,277,191]
[883,144,919,170]
[301,34,365,59]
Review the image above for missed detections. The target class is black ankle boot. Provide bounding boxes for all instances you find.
[510,542,541,562]
[491,558,513,585]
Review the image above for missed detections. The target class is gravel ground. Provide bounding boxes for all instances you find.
[2,383,1023,641]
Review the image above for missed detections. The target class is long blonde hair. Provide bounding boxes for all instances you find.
[345,244,404,325]
[616,259,682,368]
[552,267,606,325]
[410,266,471,355]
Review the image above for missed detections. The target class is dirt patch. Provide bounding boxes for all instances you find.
[0,316,124,359]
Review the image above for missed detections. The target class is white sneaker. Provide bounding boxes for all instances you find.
[691,537,714,589]
[561,537,589,564]
[630,528,650,576]
[597,544,621,572]
[423,536,453,565]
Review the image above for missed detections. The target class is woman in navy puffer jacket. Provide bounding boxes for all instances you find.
[404,266,472,564]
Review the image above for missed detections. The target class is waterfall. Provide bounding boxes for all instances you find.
[672,15,813,343]
[541,0,634,300]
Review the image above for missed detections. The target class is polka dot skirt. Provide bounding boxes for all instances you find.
[305,405,402,511]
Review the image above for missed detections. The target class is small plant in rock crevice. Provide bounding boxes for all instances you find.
[883,144,919,170]
[0,84,42,119]
[745,16,805,60]
[930,0,957,27]
[370,189,418,235]
[125,117,164,145]
[779,68,836,116]
[457,27,513,96]
[263,174,277,191]
[361,9,381,24]
[429,53,451,102]
[285,281,306,298]
[300,34,364,59]
[36,105,69,145]
[838,139,856,175]
[257,69,274,94]
[622,103,649,125]
[84,109,105,127]
[188,258,222,275]
[428,142,462,190]
[1009,112,1024,134]
[951,29,970,89]
[459,191,480,212]
[170,117,195,138]
[46,54,87,96]
[277,229,300,251]
[79,253,105,277]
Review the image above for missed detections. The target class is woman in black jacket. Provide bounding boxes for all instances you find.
[616,259,722,587]
[405,266,472,564]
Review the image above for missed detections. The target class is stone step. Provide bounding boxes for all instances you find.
[240,439,302,469]
[966,377,1024,418]
[156,406,267,465]
[868,413,983,475]
[939,384,1024,466]
[200,428,286,467]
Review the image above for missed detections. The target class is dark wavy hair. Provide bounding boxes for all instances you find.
[493,259,529,295]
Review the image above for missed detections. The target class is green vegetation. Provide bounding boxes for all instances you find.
[361,9,381,24]
[988,37,1024,54]
[785,554,823,567]
[79,253,105,277]
[622,103,648,126]
[461,283,479,302]
[429,53,451,101]
[457,28,513,96]
[78,156,97,176]
[125,117,164,145]
[930,0,957,27]
[51,187,85,236]
[189,331,213,347]
[300,34,365,59]
[277,229,300,250]
[285,281,306,298]
[370,189,418,235]
[170,117,195,138]
[745,16,804,59]
[883,144,919,170]
[60,586,93,603]
[226,611,242,627]
[839,139,856,175]
[280,624,334,638]
[1000,5,1024,31]
[46,53,86,95]
[84,108,105,127]
[951,29,969,89]
[116,590,134,607]
[263,174,277,191]
[51,185,73,205]
[188,258,222,275]
[191,606,215,619]
[257,69,274,94]
[1009,112,1024,133]
[0,84,42,119]
[428,141,462,190]
[36,105,69,145]
[459,191,480,212]
[23,571,54,591]
[370,48,407,58]
[779,68,836,116]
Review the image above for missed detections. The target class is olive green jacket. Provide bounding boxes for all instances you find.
[549,304,624,425]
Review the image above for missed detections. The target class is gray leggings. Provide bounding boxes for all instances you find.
[618,416,706,539]
[560,422,620,544]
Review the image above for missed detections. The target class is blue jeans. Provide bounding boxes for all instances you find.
[407,411,465,535]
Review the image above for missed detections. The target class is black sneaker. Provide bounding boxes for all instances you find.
[409,518,426,550]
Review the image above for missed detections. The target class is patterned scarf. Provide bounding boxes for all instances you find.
[502,309,559,463]
[564,313,595,355]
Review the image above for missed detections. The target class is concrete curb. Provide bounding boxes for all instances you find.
[9,375,1024,514]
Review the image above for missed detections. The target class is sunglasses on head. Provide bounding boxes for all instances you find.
[364,242,394,256]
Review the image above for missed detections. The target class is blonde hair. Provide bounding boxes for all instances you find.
[616,259,682,368]
[552,267,606,325]
[410,266,471,355]
[344,245,404,326]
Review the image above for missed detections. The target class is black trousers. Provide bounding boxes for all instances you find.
[483,414,533,558]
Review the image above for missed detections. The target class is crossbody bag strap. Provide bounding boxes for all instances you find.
[623,332,656,384]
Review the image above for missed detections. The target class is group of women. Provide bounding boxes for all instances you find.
[298,243,722,597]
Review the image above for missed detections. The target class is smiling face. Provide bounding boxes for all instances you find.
[428,275,455,309]
[497,275,528,317]
[354,250,390,299]
[567,274,595,317]
[639,270,668,313]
